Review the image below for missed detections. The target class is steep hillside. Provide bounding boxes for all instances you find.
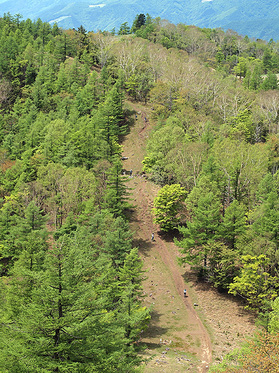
[1,0,279,40]
[0,14,278,371]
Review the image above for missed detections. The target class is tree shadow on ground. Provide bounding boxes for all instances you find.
[182,270,256,323]
[119,108,137,144]
[133,237,154,256]
[139,310,168,348]
[124,206,138,221]
[158,229,183,243]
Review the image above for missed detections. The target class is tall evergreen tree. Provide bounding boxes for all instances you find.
[131,14,146,33]
[0,235,143,372]
[218,200,247,249]
[104,160,131,217]
[176,191,222,272]
[117,248,150,343]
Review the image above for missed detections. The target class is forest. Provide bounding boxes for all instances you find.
[0,12,279,372]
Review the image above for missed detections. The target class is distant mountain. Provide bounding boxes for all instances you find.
[0,0,279,41]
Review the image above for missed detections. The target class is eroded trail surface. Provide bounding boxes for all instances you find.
[122,102,256,372]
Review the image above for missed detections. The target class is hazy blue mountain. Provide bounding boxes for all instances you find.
[0,0,279,40]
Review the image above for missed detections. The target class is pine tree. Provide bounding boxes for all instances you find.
[98,87,124,160]
[0,235,142,372]
[131,14,146,33]
[104,160,131,217]
[176,191,222,272]
[102,215,133,267]
[117,248,150,343]
[218,200,247,249]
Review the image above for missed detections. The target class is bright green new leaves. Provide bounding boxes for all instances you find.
[152,183,187,231]
[228,109,254,142]
[269,297,279,333]
[229,254,279,311]
[212,138,268,204]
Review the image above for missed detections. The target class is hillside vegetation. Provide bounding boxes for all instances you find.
[0,13,278,372]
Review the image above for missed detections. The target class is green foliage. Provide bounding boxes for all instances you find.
[206,242,241,290]
[260,71,278,90]
[218,200,247,249]
[142,123,186,185]
[177,191,222,270]
[131,14,146,33]
[212,139,268,204]
[0,236,145,372]
[118,248,151,341]
[269,297,279,333]
[229,254,279,311]
[0,193,48,265]
[152,184,187,231]
[1,13,279,364]
[228,109,254,142]
[118,22,130,35]
[104,160,131,217]
[126,72,154,102]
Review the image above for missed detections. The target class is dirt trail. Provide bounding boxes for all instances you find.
[122,102,211,372]
[131,177,211,372]
[122,101,256,372]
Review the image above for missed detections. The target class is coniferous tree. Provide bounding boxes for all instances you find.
[177,191,222,272]
[118,22,130,35]
[117,248,150,343]
[218,200,247,249]
[0,235,143,372]
[104,159,131,217]
[131,14,146,33]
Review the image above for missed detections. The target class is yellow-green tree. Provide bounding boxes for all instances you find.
[152,183,187,231]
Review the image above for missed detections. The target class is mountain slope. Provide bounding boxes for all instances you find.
[0,0,278,40]
[121,100,257,371]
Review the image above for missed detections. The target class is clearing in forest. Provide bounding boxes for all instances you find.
[121,101,257,372]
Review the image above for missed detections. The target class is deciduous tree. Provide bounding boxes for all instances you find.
[152,183,187,231]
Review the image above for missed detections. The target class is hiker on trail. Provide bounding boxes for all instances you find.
[184,289,187,298]
[151,233,154,241]
[135,114,137,120]
[130,169,133,176]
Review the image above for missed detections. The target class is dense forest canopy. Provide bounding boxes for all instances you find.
[0,12,279,372]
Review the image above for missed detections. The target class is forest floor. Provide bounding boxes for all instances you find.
[121,101,257,372]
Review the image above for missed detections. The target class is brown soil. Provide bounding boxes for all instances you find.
[122,101,257,372]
